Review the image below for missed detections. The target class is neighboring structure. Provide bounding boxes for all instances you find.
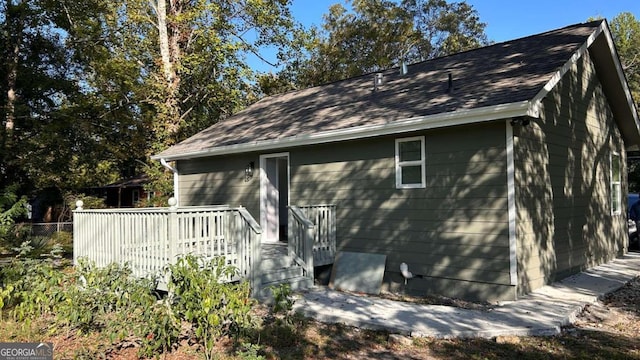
[89,175,153,208]
[153,20,640,301]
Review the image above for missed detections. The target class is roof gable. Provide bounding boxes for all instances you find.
[154,20,639,161]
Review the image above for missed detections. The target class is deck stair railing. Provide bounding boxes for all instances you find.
[296,204,337,266]
[287,206,316,281]
[73,199,262,293]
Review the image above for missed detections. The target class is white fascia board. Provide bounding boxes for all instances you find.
[154,101,533,161]
[599,21,640,130]
[528,23,603,118]
[529,20,640,131]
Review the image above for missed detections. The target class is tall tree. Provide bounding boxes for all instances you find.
[0,0,95,192]
[126,0,302,193]
[0,0,302,197]
[608,12,640,192]
[609,12,640,106]
[286,0,489,88]
[402,0,489,59]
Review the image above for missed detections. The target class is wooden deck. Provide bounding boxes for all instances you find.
[73,202,336,297]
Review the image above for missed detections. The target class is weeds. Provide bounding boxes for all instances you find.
[0,247,261,359]
[167,255,255,360]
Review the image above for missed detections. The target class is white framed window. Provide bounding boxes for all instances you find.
[395,136,426,189]
[611,151,622,215]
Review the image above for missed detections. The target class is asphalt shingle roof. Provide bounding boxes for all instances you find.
[156,21,602,158]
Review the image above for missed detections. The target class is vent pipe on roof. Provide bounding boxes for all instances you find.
[373,73,384,91]
[400,62,408,75]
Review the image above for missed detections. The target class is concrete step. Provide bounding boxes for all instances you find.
[259,255,293,272]
[261,266,303,284]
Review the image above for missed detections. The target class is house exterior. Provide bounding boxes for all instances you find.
[152,20,640,302]
[88,175,152,208]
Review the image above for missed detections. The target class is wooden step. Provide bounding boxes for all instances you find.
[259,255,293,272]
[261,266,303,284]
[258,275,313,302]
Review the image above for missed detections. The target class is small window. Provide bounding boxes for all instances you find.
[611,152,621,215]
[395,136,426,188]
[132,189,140,204]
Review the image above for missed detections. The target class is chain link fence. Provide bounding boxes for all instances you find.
[25,222,73,237]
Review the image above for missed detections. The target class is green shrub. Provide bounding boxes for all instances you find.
[55,259,157,334]
[0,185,28,249]
[167,255,255,360]
[0,242,68,321]
[0,251,262,359]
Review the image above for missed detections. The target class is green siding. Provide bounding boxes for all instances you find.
[514,51,627,294]
[177,153,261,217]
[290,124,512,300]
[172,48,630,302]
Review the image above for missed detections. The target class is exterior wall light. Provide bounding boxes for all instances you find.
[510,116,531,127]
[245,161,255,182]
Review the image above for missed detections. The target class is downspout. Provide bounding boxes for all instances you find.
[160,158,179,207]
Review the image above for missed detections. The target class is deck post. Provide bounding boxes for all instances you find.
[304,225,314,279]
[250,229,261,296]
[73,200,84,265]
[168,197,178,265]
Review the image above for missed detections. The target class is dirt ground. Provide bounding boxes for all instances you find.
[4,277,640,359]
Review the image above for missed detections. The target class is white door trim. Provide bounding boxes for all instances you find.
[259,152,290,243]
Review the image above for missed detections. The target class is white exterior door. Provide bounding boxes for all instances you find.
[260,153,289,242]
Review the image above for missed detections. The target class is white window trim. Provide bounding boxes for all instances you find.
[395,136,426,189]
[611,151,622,216]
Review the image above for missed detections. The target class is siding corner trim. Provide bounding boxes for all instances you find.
[506,121,518,286]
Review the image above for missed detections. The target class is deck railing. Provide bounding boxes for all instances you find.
[297,204,337,266]
[288,206,315,280]
[73,201,262,292]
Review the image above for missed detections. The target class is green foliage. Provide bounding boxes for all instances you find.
[255,283,299,350]
[0,243,68,321]
[49,231,73,254]
[289,0,489,87]
[55,259,156,333]
[403,0,489,58]
[167,255,255,359]
[0,185,27,245]
[270,283,294,316]
[236,342,266,360]
[1,0,304,195]
[64,193,107,210]
[610,12,640,107]
[137,299,181,357]
[608,13,640,192]
[0,249,260,358]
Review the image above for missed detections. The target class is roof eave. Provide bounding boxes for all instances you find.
[529,20,640,147]
[152,101,535,161]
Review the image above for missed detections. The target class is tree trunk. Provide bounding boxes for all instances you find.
[155,0,181,136]
[4,0,24,139]
[157,0,172,83]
